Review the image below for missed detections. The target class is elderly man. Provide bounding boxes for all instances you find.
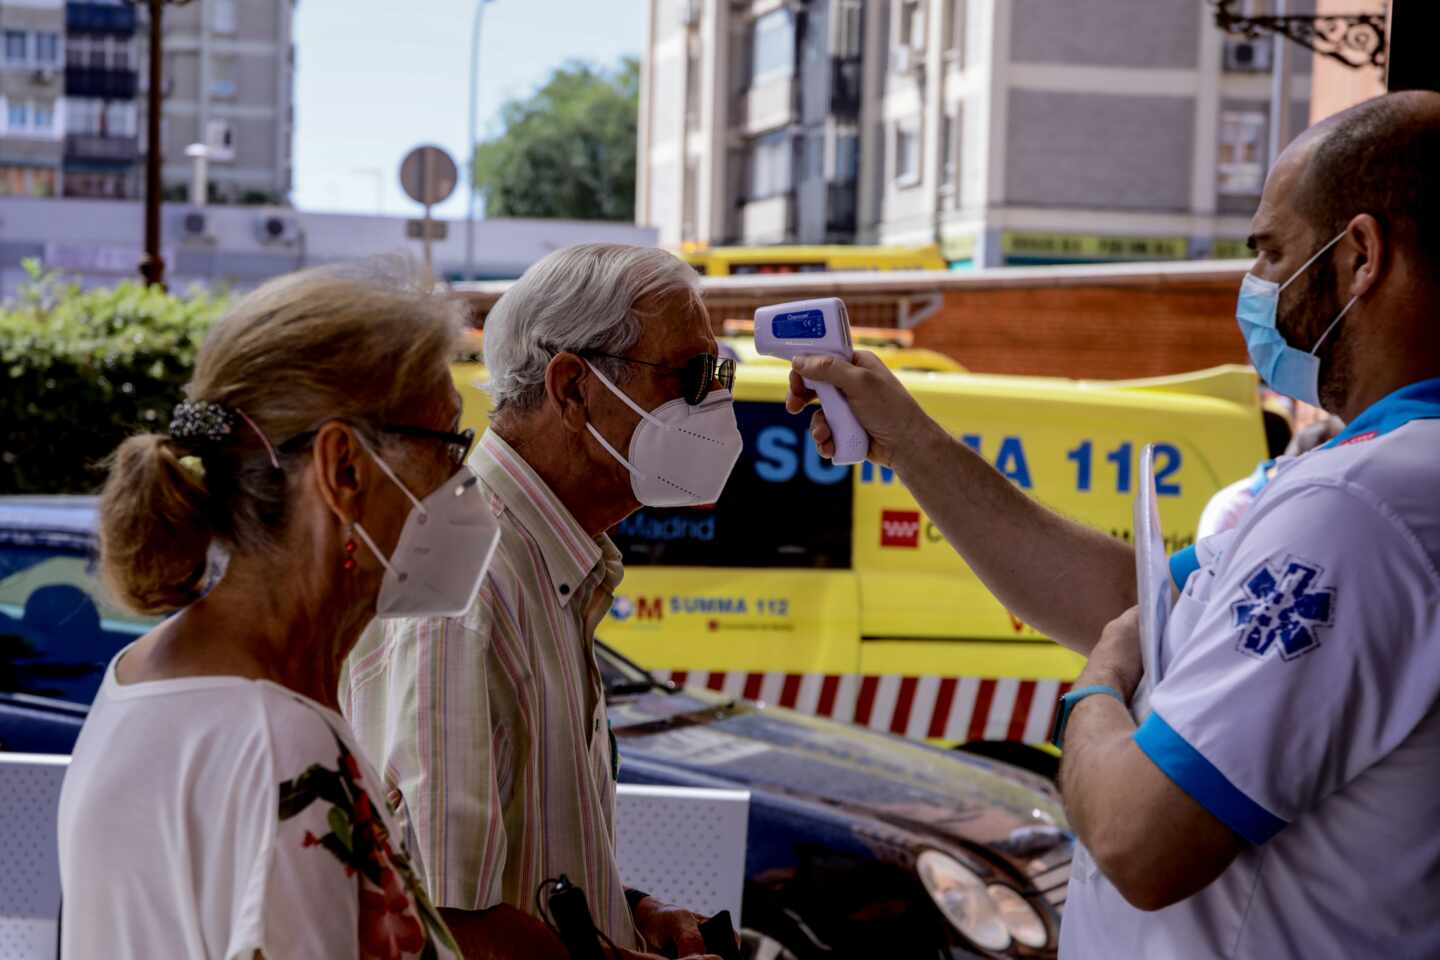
[343,244,740,959]
[787,92,1440,956]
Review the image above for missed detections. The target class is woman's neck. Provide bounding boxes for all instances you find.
[118,552,370,711]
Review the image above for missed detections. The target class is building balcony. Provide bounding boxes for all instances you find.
[64,66,138,99]
[739,192,795,245]
[64,133,139,164]
[66,3,138,35]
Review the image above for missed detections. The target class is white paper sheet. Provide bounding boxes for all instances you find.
[1129,443,1173,722]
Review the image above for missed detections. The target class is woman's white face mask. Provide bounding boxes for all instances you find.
[349,433,500,618]
[582,361,744,507]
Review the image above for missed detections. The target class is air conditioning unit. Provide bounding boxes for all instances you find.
[1223,39,1273,73]
[255,212,301,246]
[182,210,209,238]
[891,46,915,74]
[30,68,57,85]
[204,119,236,162]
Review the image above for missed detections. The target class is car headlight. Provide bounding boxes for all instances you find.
[915,850,1011,951]
[986,883,1048,949]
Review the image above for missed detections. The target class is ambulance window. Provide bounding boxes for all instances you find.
[610,400,853,568]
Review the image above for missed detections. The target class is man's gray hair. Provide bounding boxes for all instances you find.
[484,243,704,414]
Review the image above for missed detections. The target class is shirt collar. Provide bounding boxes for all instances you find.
[1321,376,1440,449]
[470,430,623,604]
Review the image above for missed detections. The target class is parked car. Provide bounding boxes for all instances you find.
[1,496,1073,959]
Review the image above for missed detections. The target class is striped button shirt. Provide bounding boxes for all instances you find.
[341,429,640,950]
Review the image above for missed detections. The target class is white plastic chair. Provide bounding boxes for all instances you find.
[613,785,750,924]
[0,753,66,960]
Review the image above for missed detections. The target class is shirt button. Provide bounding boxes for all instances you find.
[560,584,570,596]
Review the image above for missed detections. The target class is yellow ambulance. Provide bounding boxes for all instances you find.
[453,342,1266,767]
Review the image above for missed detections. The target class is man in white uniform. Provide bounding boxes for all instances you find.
[784,91,1440,956]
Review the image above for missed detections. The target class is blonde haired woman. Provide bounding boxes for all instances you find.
[58,264,486,959]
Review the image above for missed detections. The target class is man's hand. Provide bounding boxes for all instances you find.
[1079,605,1143,699]
[631,896,721,958]
[786,350,932,467]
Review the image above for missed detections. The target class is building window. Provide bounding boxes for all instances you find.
[33,101,54,131]
[88,36,107,68]
[213,0,238,35]
[5,30,28,63]
[751,8,794,84]
[897,0,926,51]
[749,129,792,200]
[8,100,30,131]
[109,36,133,70]
[945,0,965,64]
[894,122,920,185]
[1218,110,1266,195]
[941,113,958,196]
[210,55,237,98]
[0,166,57,197]
[833,129,858,183]
[833,1,862,59]
[34,32,59,66]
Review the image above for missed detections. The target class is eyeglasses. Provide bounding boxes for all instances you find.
[279,423,476,468]
[584,351,736,406]
[379,424,476,467]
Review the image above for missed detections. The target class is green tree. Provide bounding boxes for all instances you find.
[474,57,638,221]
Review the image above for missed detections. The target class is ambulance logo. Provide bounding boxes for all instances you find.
[880,510,921,548]
[1231,556,1335,661]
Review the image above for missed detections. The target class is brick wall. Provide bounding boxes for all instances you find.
[916,277,1247,378]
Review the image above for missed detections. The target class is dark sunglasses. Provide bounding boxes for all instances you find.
[584,351,736,406]
[279,423,475,468]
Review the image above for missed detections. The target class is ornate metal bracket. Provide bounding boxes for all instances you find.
[1212,0,1387,72]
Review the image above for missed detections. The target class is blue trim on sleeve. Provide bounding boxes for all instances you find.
[1169,545,1200,592]
[1133,712,1287,846]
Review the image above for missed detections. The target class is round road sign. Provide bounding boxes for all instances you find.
[399,145,459,206]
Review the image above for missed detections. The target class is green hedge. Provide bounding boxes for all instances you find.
[0,261,230,494]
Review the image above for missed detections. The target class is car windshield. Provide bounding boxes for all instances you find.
[0,543,159,705]
[595,641,660,696]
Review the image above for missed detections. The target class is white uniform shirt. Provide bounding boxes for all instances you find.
[59,650,460,960]
[1062,378,1440,958]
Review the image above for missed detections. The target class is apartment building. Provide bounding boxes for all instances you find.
[639,0,1316,266]
[150,0,296,204]
[63,0,140,199]
[0,0,66,197]
[0,0,293,203]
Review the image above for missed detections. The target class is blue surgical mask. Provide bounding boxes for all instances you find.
[1235,230,1359,406]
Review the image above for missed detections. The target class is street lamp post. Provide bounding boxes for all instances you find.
[130,0,192,288]
[466,0,494,282]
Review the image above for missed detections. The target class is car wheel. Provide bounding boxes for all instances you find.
[741,927,803,960]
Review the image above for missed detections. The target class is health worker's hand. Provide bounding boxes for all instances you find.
[1079,605,1143,701]
[786,350,930,468]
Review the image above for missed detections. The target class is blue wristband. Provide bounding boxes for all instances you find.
[1049,684,1127,749]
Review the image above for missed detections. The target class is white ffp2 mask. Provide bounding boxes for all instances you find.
[350,435,501,618]
[583,361,743,507]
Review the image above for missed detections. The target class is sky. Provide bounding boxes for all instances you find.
[290,0,645,220]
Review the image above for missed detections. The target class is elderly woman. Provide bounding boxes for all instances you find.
[57,264,489,959]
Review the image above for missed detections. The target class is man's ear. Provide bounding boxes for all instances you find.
[1345,213,1386,301]
[545,352,592,433]
[310,421,370,524]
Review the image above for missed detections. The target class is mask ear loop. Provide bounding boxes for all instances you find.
[585,361,668,428]
[343,429,426,584]
[1309,295,1360,356]
[1279,230,1348,293]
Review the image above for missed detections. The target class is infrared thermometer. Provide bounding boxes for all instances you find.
[754,297,870,465]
